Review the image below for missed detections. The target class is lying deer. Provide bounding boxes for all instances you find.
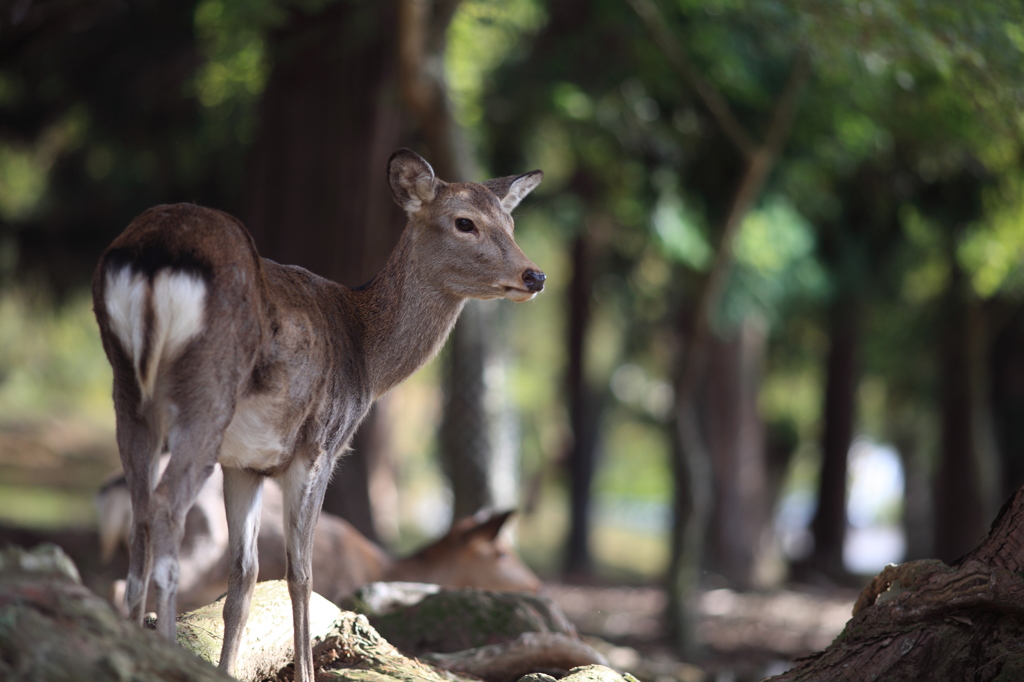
[97,460,542,611]
[92,149,545,682]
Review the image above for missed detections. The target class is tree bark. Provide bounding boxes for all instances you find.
[425,634,609,682]
[564,229,603,578]
[668,128,804,658]
[807,295,860,579]
[705,318,771,589]
[240,0,407,542]
[396,0,520,519]
[767,484,1024,681]
[990,307,1024,501]
[934,253,989,563]
[625,0,809,656]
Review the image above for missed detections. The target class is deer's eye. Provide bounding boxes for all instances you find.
[455,218,476,233]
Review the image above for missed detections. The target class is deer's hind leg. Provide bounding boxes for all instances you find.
[218,466,264,675]
[149,378,236,640]
[113,386,165,625]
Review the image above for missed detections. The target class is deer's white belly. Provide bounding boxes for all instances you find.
[218,394,290,471]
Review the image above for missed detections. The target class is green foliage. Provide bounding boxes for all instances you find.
[959,176,1024,298]
[447,0,546,139]
[721,198,827,329]
[0,289,112,422]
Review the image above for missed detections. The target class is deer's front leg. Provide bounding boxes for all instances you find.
[218,467,264,676]
[280,458,334,682]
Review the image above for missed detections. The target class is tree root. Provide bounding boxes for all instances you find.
[768,486,1024,681]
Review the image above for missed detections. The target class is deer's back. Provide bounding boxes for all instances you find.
[93,203,372,474]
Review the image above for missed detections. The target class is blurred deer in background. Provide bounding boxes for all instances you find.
[97,461,542,611]
[92,149,544,682]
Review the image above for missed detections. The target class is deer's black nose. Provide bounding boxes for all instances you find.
[523,270,546,293]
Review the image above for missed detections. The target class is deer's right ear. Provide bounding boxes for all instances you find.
[388,149,439,215]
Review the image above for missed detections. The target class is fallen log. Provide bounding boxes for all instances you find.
[308,610,466,682]
[425,632,612,682]
[0,543,232,682]
[767,486,1024,680]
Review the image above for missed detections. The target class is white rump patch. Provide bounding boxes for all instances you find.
[105,267,207,400]
[105,268,149,376]
[152,270,206,357]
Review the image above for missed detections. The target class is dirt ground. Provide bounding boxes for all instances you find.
[545,582,856,682]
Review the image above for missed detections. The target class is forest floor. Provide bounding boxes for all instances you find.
[546,582,857,682]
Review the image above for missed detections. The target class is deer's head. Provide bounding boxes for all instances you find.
[388,149,545,303]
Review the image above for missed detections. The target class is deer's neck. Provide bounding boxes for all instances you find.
[348,234,466,398]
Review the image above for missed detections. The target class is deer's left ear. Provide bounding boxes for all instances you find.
[483,171,543,212]
[458,509,516,544]
[389,148,440,215]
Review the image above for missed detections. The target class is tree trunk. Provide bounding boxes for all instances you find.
[807,295,860,579]
[240,0,407,541]
[396,0,520,520]
[990,307,1024,501]
[768,484,1024,681]
[624,3,809,651]
[705,317,772,589]
[894,424,935,562]
[934,256,989,563]
[439,303,521,518]
[564,230,602,578]
[668,138,803,658]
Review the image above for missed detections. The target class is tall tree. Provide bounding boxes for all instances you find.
[396,0,521,520]
[629,0,809,652]
[923,170,994,563]
[241,0,408,541]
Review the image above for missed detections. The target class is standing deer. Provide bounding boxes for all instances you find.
[92,149,544,682]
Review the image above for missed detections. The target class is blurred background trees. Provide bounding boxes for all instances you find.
[2,0,1024,660]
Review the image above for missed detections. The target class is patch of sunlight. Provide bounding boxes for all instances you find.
[446,0,546,133]
[0,145,47,220]
[552,82,594,121]
[517,479,570,578]
[0,289,114,425]
[899,205,949,304]
[592,523,667,582]
[0,109,85,221]
[0,485,96,529]
[959,178,1024,298]
[193,0,269,109]
[734,199,815,276]
[652,190,712,270]
[760,363,824,434]
[597,416,672,498]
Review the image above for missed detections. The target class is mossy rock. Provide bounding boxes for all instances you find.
[359,587,578,656]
